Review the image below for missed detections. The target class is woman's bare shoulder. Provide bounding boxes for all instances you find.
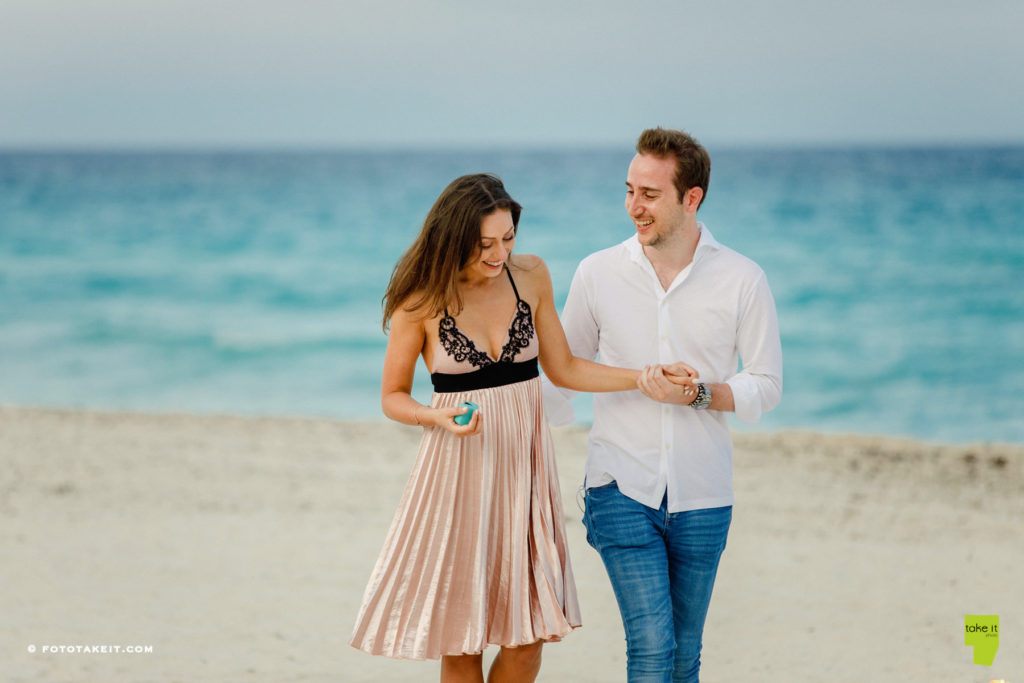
[392,291,442,328]
[508,253,549,277]
[507,254,553,301]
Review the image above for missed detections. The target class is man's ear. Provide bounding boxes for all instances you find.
[684,186,704,212]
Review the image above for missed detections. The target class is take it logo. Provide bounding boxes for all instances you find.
[964,614,999,666]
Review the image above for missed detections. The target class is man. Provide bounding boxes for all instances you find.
[550,128,783,682]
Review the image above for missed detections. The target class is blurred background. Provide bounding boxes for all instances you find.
[2,0,1022,442]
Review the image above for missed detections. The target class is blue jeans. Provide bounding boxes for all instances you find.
[583,482,731,683]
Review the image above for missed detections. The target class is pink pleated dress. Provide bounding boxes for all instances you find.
[350,268,581,660]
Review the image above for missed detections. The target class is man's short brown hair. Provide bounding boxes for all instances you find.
[636,127,710,209]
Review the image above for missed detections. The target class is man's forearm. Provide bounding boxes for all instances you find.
[706,382,734,412]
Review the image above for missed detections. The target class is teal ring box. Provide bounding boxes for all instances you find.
[453,401,479,426]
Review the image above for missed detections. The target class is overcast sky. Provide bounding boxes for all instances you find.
[1,0,1021,148]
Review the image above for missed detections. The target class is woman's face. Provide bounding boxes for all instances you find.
[466,209,516,280]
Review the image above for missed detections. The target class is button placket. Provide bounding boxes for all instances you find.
[658,296,672,476]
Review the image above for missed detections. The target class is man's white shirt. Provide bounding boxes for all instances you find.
[544,224,783,513]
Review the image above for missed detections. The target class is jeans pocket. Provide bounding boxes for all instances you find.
[582,481,621,551]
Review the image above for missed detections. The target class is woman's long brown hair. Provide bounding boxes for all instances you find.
[382,173,522,331]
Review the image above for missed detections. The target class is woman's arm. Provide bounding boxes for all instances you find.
[381,305,482,435]
[531,257,654,392]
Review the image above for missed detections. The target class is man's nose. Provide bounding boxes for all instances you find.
[626,195,642,215]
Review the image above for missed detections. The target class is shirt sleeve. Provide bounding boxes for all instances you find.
[726,270,783,424]
[541,262,601,426]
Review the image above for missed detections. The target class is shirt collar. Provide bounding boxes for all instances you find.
[623,221,721,264]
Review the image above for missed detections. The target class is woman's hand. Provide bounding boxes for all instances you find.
[662,361,700,386]
[423,404,483,437]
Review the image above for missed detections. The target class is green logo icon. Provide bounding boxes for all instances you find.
[964,614,999,666]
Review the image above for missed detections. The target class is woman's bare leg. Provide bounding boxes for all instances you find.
[441,653,484,683]
[486,642,543,683]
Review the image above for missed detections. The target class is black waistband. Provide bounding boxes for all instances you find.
[431,357,539,393]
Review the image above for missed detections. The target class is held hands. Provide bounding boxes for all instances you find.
[420,404,483,437]
[637,362,700,405]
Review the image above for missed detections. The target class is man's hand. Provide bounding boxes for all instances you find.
[637,363,700,405]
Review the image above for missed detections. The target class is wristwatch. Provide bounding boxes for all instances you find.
[690,383,712,410]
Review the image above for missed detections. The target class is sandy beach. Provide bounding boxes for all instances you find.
[2,404,1021,682]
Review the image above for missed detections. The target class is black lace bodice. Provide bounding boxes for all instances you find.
[438,299,534,369]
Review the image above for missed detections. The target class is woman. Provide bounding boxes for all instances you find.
[350,174,695,682]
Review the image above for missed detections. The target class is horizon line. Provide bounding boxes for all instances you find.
[3,139,1024,155]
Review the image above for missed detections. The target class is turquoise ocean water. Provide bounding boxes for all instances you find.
[1,148,1022,443]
